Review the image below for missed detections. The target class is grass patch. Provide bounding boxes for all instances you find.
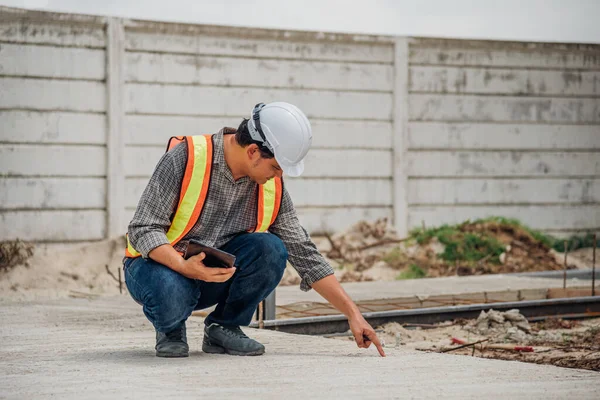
[397,264,426,280]
[410,223,505,264]
[411,216,598,264]
[472,217,598,252]
[472,216,556,248]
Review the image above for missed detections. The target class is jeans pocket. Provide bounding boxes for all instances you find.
[124,259,145,306]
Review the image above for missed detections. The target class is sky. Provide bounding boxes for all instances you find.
[1,0,599,44]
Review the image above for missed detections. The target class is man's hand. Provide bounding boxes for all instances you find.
[181,252,236,282]
[349,315,386,357]
[312,275,386,357]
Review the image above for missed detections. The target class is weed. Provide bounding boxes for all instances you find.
[410,223,504,264]
[397,264,426,280]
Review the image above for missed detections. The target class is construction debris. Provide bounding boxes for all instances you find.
[335,316,600,372]
[301,217,595,285]
[469,309,533,341]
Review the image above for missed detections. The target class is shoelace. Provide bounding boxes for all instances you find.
[222,326,248,339]
[166,328,184,342]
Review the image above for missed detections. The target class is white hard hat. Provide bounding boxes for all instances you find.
[247,102,312,177]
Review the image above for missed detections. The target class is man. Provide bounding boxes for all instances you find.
[124,102,385,358]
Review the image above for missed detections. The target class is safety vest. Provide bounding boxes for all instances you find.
[125,134,283,258]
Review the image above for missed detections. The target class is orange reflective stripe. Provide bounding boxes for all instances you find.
[254,177,282,233]
[269,177,283,226]
[171,135,213,244]
[168,135,213,244]
[178,136,194,209]
[254,182,266,232]
[125,135,213,258]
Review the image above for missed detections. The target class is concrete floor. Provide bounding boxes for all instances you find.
[1,295,599,399]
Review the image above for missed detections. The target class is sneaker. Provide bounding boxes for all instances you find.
[202,323,265,356]
[155,323,189,358]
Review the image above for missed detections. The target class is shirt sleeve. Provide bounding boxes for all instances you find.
[126,143,186,259]
[268,184,335,291]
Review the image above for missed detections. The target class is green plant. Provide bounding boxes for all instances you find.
[397,264,426,280]
[410,223,505,264]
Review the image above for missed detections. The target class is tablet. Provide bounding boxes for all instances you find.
[184,239,236,269]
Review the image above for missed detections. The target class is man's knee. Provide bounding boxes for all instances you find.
[127,257,199,330]
[251,233,288,267]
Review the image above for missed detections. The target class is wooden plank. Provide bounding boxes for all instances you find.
[409,46,600,70]
[125,115,392,149]
[0,111,106,144]
[0,21,106,47]
[408,123,600,150]
[392,37,409,237]
[0,78,106,112]
[0,210,105,241]
[125,178,392,209]
[124,146,393,178]
[519,289,550,301]
[0,43,105,80]
[0,145,106,176]
[407,151,600,177]
[125,52,392,91]
[0,178,105,209]
[295,206,393,234]
[547,287,595,299]
[126,31,393,63]
[126,83,392,120]
[408,178,600,205]
[409,94,600,123]
[484,290,521,303]
[408,205,600,231]
[410,66,600,96]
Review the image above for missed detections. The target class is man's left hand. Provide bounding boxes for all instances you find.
[349,315,386,357]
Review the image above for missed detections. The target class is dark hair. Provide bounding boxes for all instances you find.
[235,118,274,159]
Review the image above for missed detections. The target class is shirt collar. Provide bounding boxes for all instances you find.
[213,127,250,184]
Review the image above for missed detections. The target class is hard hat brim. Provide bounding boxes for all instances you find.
[280,159,304,177]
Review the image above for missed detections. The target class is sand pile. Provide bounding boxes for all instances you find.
[0,236,127,302]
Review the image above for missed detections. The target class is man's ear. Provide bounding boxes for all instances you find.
[247,144,261,159]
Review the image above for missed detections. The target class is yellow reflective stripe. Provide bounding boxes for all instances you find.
[126,236,140,257]
[256,178,276,232]
[166,135,209,242]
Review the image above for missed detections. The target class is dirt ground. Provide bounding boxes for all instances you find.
[332,314,600,372]
[0,237,126,302]
[281,219,597,286]
[0,220,595,296]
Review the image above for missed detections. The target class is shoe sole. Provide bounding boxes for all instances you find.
[156,352,189,358]
[202,341,265,356]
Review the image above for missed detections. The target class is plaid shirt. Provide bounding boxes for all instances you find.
[126,128,334,291]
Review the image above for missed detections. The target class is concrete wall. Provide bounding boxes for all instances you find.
[0,8,108,241]
[0,6,598,242]
[122,19,396,237]
[406,38,600,237]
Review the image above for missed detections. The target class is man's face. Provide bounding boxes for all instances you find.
[247,145,283,184]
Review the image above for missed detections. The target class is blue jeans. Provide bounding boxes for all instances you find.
[123,233,287,333]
